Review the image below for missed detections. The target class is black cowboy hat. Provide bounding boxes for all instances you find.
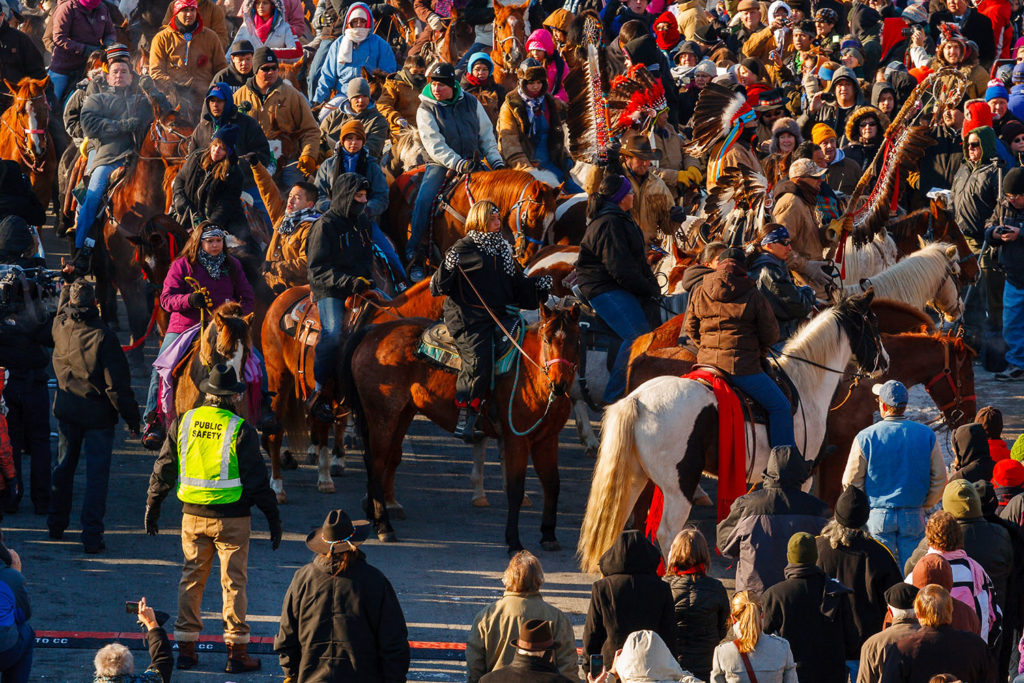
[198,364,246,397]
[693,23,720,45]
[305,509,370,553]
[509,619,559,651]
[754,88,786,112]
[620,135,664,161]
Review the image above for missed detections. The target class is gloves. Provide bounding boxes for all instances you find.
[677,166,703,188]
[297,155,318,176]
[268,515,282,550]
[187,292,207,309]
[456,158,472,174]
[427,12,445,30]
[121,118,142,134]
[145,503,160,536]
[669,205,687,223]
[804,260,834,287]
[397,118,409,129]
[352,276,372,294]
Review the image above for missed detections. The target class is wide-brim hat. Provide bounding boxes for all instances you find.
[620,135,663,161]
[693,23,720,45]
[509,619,558,651]
[198,363,246,396]
[305,509,370,553]
[755,88,786,111]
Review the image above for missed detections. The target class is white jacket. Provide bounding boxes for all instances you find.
[616,630,704,683]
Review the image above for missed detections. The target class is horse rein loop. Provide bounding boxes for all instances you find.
[923,335,974,424]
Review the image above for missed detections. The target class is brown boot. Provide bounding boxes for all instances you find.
[225,642,262,673]
[176,640,198,670]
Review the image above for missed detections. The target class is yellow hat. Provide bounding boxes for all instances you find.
[811,123,837,145]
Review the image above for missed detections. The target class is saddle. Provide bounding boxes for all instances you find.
[398,166,469,221]
[691,362,800,425]
[417,316,525,375]
[279,293,320,346]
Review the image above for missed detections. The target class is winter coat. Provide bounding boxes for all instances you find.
[815,531,903,650]
[576,201,661,301]
[957,516,1014,620]
[625,168,676,244]
[461,75,506,126]
[879,624,994,683]
[306,173,375,301]
[50,0,115,74]
[761,563,857,683]
[675,0,708,39]
[466,591,579,683]
[772,180,825,280]
[159,255,255,334]
[231,0,302,61]
[160,0,229,47]
[904,548,1000,643]
[416,84,503,171]
[665,571,730,680]
[717,446,831,594]
[856,614,919,683]
[615,630,703,683]
[748,252,815,342]
[313,26,396,103]
[798,94,864,142]
[274,552,409,683]
[525,29,568,102]
[949,422,995,484]
[253,162,312,290]
[171,149,244,229]
[951,144,1002,245]
[478,653,574,682]
[496,90,568,172]
[985,200,1024,288]
[189,83,271,168]
[51,288,139,430]
[919,124,964,196]
[0,24,46,106]
[377,69,424,138]
[684,262,779,375]
[64,72,107,143]
[149,18,226,103]
[79,84,153,168]
[93,627,173,682]
[707,139,762,191]
[319,100,389,158]
[583,531,677,675]
[710,633,798,683]
[648,124,690,193]
[210,64,251,92]
[928,8,995,63]
[234,77,320,161]
[314,147,388,218]
[825,149,862,196]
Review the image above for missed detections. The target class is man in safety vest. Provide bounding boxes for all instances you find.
[144,363,281,674]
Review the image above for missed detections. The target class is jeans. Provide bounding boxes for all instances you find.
[867,507,925,571]
[3,377,51,514]
[307,38,336,101]
[0,622,33,683]
[589,289,652,404]
[730,371,794,448]
[48,422,115,547]
[48,70,72,107]
[371,223,407,281]
[537,159,583,194]
[313,296,346,389]
[455,42,492,70]
[408,163,449,262]
[846,659,859,681]
[1004,280,1024,369]
[75,162,120,249]
[145,332,181,416]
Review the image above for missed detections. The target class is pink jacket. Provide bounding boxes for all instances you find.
[929,548,1000,643]
[525,29,568,102]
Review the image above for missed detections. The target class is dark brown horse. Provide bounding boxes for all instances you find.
[887,198,980,286]
[342,301,580,552]
[0,76,56,210]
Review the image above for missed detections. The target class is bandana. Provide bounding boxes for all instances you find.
[465,73,488,87]
[279,207,319,235]
[517,87,545,138]
[445,231,519,277]
[201,227,226,240]
[198,250,226,279]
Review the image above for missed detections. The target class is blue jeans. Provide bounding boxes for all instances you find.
[372,223,407,281]
[455,42,492,70]
[145,331,181,416]
[48,422,115,547]
[730,371,794,448]
[1004,279,1024,369]
[589,289,652,404]
[846,659,859,681]
[48,70,72,107]
[0,622,33,683]
[408,163,449,262]
[537,160,583,193]
[314,296,345,389]
[75,162,120,248]
[307,38,336,101]
[867,507,924,571]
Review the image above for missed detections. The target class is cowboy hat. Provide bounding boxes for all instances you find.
[305,509,370,553]
[510,619,558,651]
[198,364,246,397]
[620,135,664,161]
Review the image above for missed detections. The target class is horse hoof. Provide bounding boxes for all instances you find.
[541,540,561,552]
[317,480,336,494]
[585,446,598,459]
[305,448,319,466]
[472,496,490,507]
[693,493,713,506]
[386,503,406,521]
[280,451,299,471]
[522,494,532,508]
[378,531,398,543]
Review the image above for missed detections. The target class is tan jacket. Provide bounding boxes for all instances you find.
[743,25,794,66]
[465,591,579,683]
[234,78,320,161]
[377,71,421,140]
[149,24,227,103]
[496,91,568,171]
[856,617,920,683]
[647,124,697,196]
[161,0,229,48]
[625,168,676,244]
[772,185,822,276]
[253,162,310,290]
[676,0,709,40]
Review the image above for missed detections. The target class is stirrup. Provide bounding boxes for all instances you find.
[453,407,484,443]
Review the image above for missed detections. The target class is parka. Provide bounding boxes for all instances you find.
[234,76,321,161]
[313,4,397,103]
[496,90,568,171]
[306,172,375,301]
[171,149,244,229]
[231,0,302,61]
[189,82,271,168]
[50,0,115,75]
[377,68,425,138]
[148,15,226,104]
[576,201,661,302]
[951,125,1003,245]
[665,571,730,680]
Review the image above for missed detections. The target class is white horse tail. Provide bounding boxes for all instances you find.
[578,394,644,573]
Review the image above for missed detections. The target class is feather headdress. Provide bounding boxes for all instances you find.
[606,64,668,135]
[686,83,754,158]
[562,10,609,164]
[703,164,772,246]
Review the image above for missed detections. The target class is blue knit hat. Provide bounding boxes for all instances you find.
[211,124,239,155]
[1013,62,1024,85]
[986,79,1010,102]
[467,52,493,73]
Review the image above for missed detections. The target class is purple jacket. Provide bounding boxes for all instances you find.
[160,255,255,334]
[50,0,116,75]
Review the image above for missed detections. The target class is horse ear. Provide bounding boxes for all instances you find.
[2,79,14,97]
[861,287,875,304]
[243,313,254,326]
[917,234,927,250]
[859,278,870,290]
[362,66,371,80]
[945,244,958,260]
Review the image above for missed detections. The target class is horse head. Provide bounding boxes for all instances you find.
[361,67,389,100]
[201,302,253,381]
[393,126,427,173]
[930,198,980,286]
[922,332,978,429]
[146,110,192,162]
[835,288,889,377]
[512,178,559,262]
[538,296,580,396]
[918,240,963,323]
[4,76,50,158]
[494,2,529,70]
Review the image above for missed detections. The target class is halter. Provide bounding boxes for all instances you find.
[0,91,50,174]
[508,183,546,259]
[923,335,975,425]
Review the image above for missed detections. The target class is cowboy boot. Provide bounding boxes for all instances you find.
[141,411,165,451]
[225,642,262,673]
[176,641,198,670]
[453,407,484,443]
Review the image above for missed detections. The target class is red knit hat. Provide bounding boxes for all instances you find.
[994,458,1024,488]
[963,98,994,137]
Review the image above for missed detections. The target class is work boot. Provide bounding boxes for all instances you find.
[257,391,281,434]
[176,641,198,670]
[225,642,262,673]
[141,412,165,451]
[453,407,483,443]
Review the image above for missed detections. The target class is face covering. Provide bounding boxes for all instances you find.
[349,199,367,218]
[347,26,369,42]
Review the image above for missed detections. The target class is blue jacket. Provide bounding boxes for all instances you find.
[854,417,937,509]
[314,33,397,103]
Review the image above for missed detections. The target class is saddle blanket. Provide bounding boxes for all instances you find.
[417,317,524,375]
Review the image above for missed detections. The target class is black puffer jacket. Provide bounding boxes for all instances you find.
[576,201,660,301]
[583,531,677,674]
[171,149,244,229]
[306,173,374,302]
[920,124,964,195]
[664,571,729,680]
[951,151,1002,245]
[274,552,410,683]
[189,85,271,170]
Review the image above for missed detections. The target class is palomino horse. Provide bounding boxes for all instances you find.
[577,291,888,572]
[0,77,56,210]
[260,279,445,504]
[343,300,581,552]
[491,1,529,91]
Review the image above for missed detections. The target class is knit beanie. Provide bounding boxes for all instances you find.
[975,406,1003,438]
[942,479,982,519]
[994,459,1024,488]
[834,485,870,529]
[963,99,993,138]
[986,79,1010,102]
[347,77,371,99]
[339,119,366,141]
[1012,433,1024,462]
[812,122,837,145]
[787,531,817,565]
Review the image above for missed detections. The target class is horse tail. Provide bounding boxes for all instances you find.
[577,394,643,574]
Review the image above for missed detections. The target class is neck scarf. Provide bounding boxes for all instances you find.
[465,73,487,87]
[445,231,518,277]
[253,9,275,42]
[341,148,360,174]
[198,250,226,279]
[338,26,370,65]
[517,87,545,138]
[279,206,319,235]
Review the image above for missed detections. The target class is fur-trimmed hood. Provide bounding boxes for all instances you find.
[845,105,890,142]
[769,116,802,153]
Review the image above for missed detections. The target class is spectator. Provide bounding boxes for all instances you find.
[984,166,1024,381]
[993,459,1024,504]
[0,542,30,683]
[319,77,390,158]
[313,3,397,105]
[480,618,573,682]
[664,528,729,681]
[857,583,920,683]
[274,509,409,682]
[718,445,831,595]
[948,423,995,483]
[908,553,981,635]
[93,597,172,683]
[976,406,1011,461]
[467,551,578,682]
[592,630,702,683]
[710,591,798,683]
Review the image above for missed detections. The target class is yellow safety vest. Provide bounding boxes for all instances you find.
[177,406,244,505]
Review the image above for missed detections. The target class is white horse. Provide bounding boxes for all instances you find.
[837,230,899,287]
[576,290,888,572]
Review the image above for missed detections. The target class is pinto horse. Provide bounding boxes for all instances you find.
[491,1,529,91]
[0,77,56,211]
[343,300,581,553]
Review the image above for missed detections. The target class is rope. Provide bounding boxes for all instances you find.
[506,350,557,437]
[121,301,159,352]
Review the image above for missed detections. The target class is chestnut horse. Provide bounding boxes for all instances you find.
[342,301,581,552]
[491,1,529,91]
[0,76,56,210]
[887,198,980,287]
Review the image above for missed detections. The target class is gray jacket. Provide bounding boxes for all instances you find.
[80,84,153,168]
[416,84,502,171]
[710,633,798,683]
[314,148,389,219]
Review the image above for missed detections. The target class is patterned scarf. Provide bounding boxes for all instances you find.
[198,250,226,279]
[445,231,517,277]
[517,87,545,139]
[279,207,319,235]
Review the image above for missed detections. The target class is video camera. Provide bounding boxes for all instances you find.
[0,265,62,319]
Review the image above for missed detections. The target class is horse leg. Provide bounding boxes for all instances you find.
[656,487,695,560]
[502,437,531,554]
[470,438,489,507]
[330,414,346,476]
[498,448,531,507]
[530,435,561,551]
[382,442,406,521]
[362,409,413,542]
[572,397,599,459]
[314,419,335,494]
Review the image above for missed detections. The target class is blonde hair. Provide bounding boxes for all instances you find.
[94,643,134,677]
[466,200,499,233]
[502,550,544,592]
[915,584,954,627]
[667,528,710,574]
[731,591,763,653]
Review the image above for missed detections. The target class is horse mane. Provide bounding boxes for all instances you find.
[872,297,935,331]
[885,208,930,241]
[843,242,955,305]
[777,304,849,392]
[891,330,978,358]
[471,169,551,208]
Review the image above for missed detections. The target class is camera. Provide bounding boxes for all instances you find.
[778,16,791,26]
[901,26,915,37]
[125,601,140,615]
[0,265,61,319]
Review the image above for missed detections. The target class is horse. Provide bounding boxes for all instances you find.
[837,230,899,288]
[491,1,529,91]
[887,198,980,286]
[386,125,428,179]
[0,76,56,211]
[577,290,888,572]
[343,299,581,552]
[437,8,476,65]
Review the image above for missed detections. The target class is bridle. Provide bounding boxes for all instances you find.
[509,183,547,260]
[142,119,190,166]
[923,335,975,426]
[0,91,50,174]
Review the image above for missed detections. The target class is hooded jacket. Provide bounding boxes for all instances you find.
[949,423,995,483]
[231,0,302,60]
[576,201,661,302]
[377,68,425,139]
[313,4,397,103]
[171,148,244,229]
[313,145,388,218]
[952,125,1003,244]
[189,82,271,168]
[416,83,503,171]
[583,531,677,675]
[210,63,250,92]
[306,172,375,301]
[615,630,703,683]
[797,67,865,140]
[717,446,832,594]
[149,14,227,100]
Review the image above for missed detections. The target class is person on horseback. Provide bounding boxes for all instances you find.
[684,247,795,448]
[148,0,227,116]
[748,224,816,346]
[306,172,376,422]
[212,40,255,93]
[142,225,256,447]
[429,200,553,442]
[460,52,505,126]
[575,174,661,406]
[251,168,318,293]
[407,62,506,281]
[172,126,248,241]
[49,0,115,108]
[312,3,397,105]
[319,77,390,159]
[377,53,426,142]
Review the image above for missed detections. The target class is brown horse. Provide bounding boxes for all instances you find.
[437,7,476,64]
[887,198,980,286]
[491,1,528,91]
[0,76,56,210]
[343,301,580,552]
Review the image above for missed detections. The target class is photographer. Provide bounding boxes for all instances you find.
[985,166,1024,381]
[93,597,173,683]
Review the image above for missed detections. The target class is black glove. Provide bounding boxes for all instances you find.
[352,277,371,294]
[121,118,142,134]
[145,503,160,536]
[187,292,206,309]
[4,477,19,502]
[669,205,688,223]
[268,515,282,550]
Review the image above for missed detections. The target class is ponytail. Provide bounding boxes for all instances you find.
[731,591,763,654]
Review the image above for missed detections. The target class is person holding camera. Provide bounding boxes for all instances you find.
[985,166,1024,381]
[93,597,172,683]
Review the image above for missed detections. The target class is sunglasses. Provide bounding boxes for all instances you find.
[968,141,982,149]
[1014,136,1024,143]
[259,65,279,73]
[777,239,792,246]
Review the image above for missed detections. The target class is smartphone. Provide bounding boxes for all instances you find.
[590,653,604,673]
[125,601,139,615]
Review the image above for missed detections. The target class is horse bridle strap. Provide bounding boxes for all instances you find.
[924,338,975,413]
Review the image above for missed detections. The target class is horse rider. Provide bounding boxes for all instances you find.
[429,200,553,442]
[145,363,281,673]
[747,224,816,346]
[306,172,375,422]
[172,126,246,237]
[319,76,390,159]
[148,0,227,118]
[684,246,795,448]
[250,164,318,294]
[619,134,678,244]
[376,53,427,142]
[407,62,506,282]
[575,174,662,406]
[49,0,114,109]
[312,3,397,106]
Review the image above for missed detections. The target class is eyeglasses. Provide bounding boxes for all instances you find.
[967,141,982,149]
[778,239,792,246]
[859,120,878,127]
[259,65,279,73]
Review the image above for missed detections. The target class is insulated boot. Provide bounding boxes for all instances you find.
[225,642,262,673]
[453,407,484,443]
[176,641,198,670]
